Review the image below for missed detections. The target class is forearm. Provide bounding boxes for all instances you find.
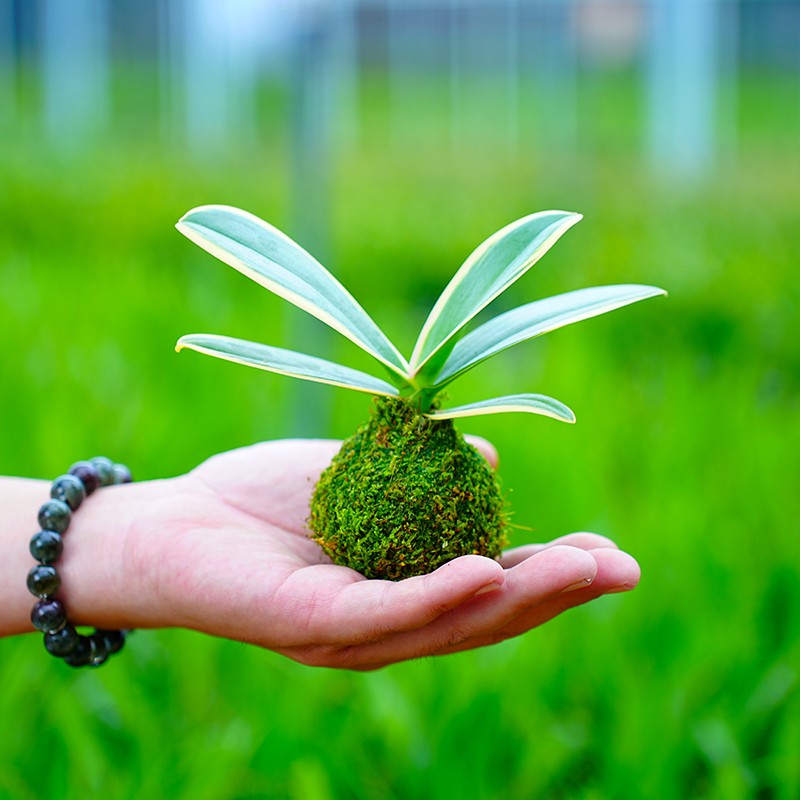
[0,475,177,638]
[0,478,52,636]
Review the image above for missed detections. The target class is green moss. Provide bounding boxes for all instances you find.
[309,396,508,580]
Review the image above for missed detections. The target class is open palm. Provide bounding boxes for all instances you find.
[149,439,640,670]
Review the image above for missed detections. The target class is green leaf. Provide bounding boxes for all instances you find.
[409,210,582,380]
[426,393,576,423]
[434,284,667,385]
[176,205,410,380]
[176,334,400,397]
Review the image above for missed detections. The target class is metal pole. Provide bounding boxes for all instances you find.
[182,0,230,155]
[157,0,181,148]
[331,0,360,150]
[286,10,333,436]
[718,0,739,165]
[39,0,110,149]
[0,0,15,127]
[505,0,520,153]
[449,0,462,152]
[646,0,718,178]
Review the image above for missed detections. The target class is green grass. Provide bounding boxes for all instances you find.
[1,73,799,798]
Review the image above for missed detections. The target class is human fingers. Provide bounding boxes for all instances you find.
[499,532,620,568]
[464,435,499,470]
[579,546,639,593]
[308,545,597,669]
[270,554,506,653]
[440,547,640,654]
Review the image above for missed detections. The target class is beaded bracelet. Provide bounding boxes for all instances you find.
[26,456,133,667]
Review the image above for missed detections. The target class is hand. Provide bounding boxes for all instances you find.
[109,438,640,670]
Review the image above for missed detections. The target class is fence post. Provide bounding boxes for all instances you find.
[505,0,520,153]
[331,0,359,150]
[286,9,334,436]
[646,0,719,177]
[0,0,15,125]
[39,0,110,148]
[181,0,231,155]
[449,0,463,151]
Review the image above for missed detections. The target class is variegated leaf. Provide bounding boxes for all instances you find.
[177,205,410,380]
[426,393,576,423]
[434,284,667,385]
[409,210,582,380]
[176,334,400,397]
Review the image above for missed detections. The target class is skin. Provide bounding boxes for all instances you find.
[1,438,640,670]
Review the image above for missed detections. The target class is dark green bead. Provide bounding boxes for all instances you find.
[30,530,63,564]
[90,456,115,487]
[37,500,71,534]
[63,635,93,667]
[112,463,132,484]
[44,625,80,656]
[28,564,61,597]
[27,565,60,598]
[88,632,111,666]
[68,461,99,495]
[51,474,85,511]
[97,629,126,655]
[31,599,66,632]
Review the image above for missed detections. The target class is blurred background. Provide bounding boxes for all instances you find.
[1,0,798,797]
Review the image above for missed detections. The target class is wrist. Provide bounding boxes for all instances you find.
[59,476,183,632]
[1,468,192,644]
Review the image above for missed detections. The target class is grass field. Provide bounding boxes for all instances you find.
[1,73,799,798]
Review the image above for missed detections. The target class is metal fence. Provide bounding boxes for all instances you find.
[1,0,799,176]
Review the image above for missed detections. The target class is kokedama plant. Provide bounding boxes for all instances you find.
[176,205,665,580]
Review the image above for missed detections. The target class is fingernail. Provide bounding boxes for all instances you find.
[561,576,594,594]
[605,582,637,594]
[473,580,503,597]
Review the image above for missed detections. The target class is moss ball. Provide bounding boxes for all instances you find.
[309,396,508,580]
